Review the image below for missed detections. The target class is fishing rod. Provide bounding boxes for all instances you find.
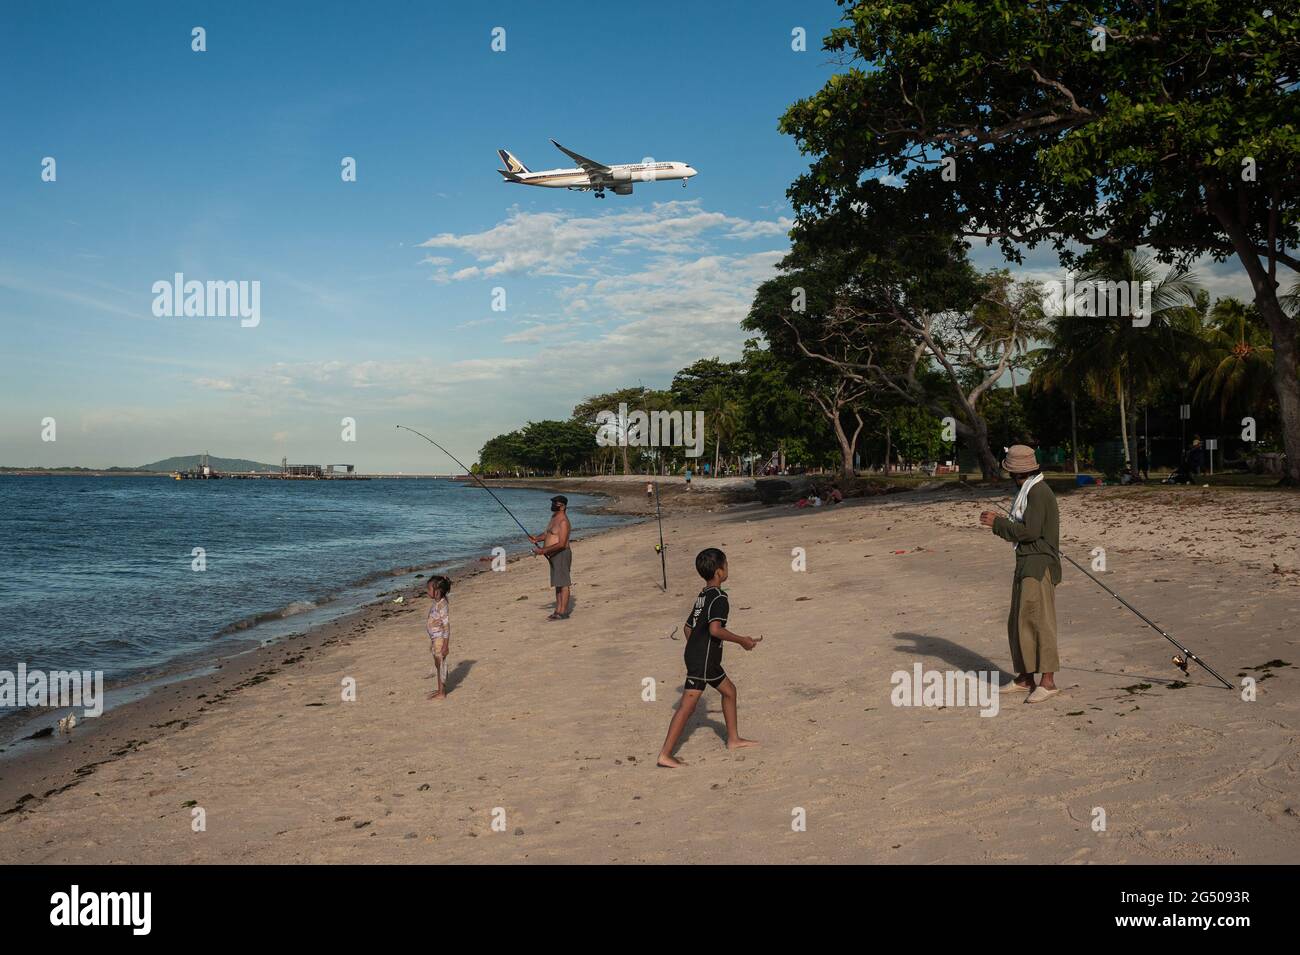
[967,482,1233,689]
[639,380,668,591]
[396,424,539,550]
[653,478,667,590]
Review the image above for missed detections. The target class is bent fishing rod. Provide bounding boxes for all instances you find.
[396,424,539,549]
[965,482,1233,689]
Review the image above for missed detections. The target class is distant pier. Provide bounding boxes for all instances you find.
[171,455,370,481]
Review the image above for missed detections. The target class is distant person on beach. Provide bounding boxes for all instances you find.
[530,495,572,620]
[979,445,1062,703]
[1186,437,1205,477]
[828,484,843,504]
[646,482,654,500]
[657,548,760,768]
[425,575,452,700]
[684,466,692,490]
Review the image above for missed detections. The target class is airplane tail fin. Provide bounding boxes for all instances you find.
[497,149,530,174]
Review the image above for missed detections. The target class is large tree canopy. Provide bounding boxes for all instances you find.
[782,0,1300,481]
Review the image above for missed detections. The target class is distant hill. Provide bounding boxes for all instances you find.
[138,455,279,473]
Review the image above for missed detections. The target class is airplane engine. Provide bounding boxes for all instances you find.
[612,183,633,195]
[610,168,634,182]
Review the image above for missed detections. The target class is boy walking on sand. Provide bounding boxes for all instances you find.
[657,548,760,768]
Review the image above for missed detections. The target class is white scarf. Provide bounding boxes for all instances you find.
[1010,472,1044,523]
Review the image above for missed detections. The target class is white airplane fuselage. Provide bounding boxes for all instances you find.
[498,143,697,197]
[513,162,696,191]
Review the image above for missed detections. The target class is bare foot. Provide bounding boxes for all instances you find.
[657,754,685,768]
[727,738,759,750]
[428,691,446,700]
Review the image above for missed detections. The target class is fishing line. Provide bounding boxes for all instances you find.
[964,482,1233,689]
[396,424,539,549]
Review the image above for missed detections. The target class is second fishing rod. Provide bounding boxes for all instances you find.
[968,481,1233,689]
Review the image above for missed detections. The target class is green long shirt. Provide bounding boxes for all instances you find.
[991,481,1062,584]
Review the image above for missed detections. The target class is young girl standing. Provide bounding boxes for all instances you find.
[425,575,452,699]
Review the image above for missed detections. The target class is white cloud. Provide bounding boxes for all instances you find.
[417,200,790,281]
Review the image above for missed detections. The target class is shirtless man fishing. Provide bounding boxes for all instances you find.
[530,495,572,620]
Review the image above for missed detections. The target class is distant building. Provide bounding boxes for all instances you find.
[283,464,323,478]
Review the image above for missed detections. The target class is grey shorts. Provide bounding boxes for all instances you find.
[548,547,572,588]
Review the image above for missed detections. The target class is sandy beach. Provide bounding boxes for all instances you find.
[2,479,1297,864]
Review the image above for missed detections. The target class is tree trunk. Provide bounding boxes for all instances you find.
[969,415,1002,480]
[1070,397,1079,477]
[884,420,892,475]
[621,442,629,476]
[1117,374,1131,468]
[829,410,856,482]
[1210,193,1300,484]
[714,434,721,477]
[1257,293,1300,484]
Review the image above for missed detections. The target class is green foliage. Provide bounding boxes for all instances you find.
[889,405,946,464]
[779,0,1300,480]
[478,420,594,475]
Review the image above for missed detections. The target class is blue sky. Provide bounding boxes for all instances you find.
[0,1,1254,471]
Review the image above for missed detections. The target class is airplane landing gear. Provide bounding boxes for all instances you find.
[595,190,606,199]
[682,179,687,188]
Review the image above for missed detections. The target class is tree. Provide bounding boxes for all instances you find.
[972,271,1046,396]
[748,221,1045,478]
[1188,297,1276,423]
[672,359,744,474]
[703,383,740,476]
[517,420,594,476]
[478,430,528,473]
[572,387,646,475]
[744,259,889,480]
[671,358,743,407]
[733,340,831,475]
[782,1,1300,482]
[1067,252,1204,465]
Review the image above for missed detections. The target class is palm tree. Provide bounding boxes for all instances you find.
[704,383,739,476]
[1032,252,1203,469]
[1188,298,1275,419]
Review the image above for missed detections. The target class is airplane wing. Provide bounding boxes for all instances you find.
[550,140,611,177]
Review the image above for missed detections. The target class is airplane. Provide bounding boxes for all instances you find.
[497,140,698,198]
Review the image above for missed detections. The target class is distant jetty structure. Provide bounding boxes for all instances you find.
[171,453,370,481]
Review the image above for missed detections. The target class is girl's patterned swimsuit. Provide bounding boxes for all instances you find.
[427,597,449,652]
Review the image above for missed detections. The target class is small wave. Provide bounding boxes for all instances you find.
[217,597,332,636]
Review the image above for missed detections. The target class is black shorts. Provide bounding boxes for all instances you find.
[684,672,726,692]
[683,639,726,692]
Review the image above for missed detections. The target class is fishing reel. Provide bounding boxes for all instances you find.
[1172,654,1190,676]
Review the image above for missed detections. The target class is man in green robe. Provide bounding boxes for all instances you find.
[979,445,1062,703]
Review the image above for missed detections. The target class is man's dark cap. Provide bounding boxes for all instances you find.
[551,495,568,505]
